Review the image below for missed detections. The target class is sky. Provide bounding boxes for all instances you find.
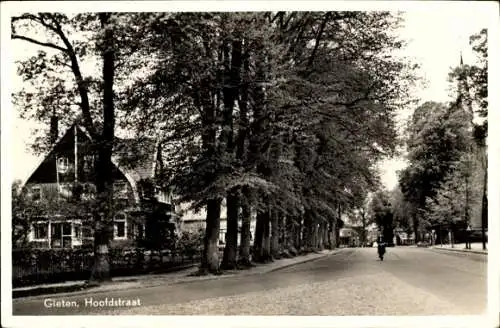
[5,4,492,189]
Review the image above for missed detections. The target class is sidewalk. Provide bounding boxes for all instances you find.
[13,249,341,300]
[430,242,487,255]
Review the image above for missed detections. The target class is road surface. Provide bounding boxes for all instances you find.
[13,247,487,315]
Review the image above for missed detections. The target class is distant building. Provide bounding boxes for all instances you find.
[178,201,257,246]
[339,225,360,247]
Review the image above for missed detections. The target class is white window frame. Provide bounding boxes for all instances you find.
[49,221,74,248]
[73,221,82,239]
[32,221,49,241]
[57,157,69,174]
[113,213,127,240]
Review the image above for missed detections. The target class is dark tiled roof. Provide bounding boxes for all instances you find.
[113,137,158,181]
[77,123,159,182]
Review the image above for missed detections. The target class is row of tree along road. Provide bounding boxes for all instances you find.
[13,12,460,282]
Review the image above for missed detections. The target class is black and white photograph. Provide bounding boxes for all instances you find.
[1,1,498,328]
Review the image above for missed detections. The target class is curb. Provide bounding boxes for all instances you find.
[13,250,339,301]
[430,247,487,255]
[268,250,340,273]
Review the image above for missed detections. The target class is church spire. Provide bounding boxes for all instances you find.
[456,52,472,114]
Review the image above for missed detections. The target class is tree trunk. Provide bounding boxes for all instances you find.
[295,216,302,250]
[239,191,253,267]
[279,214,286,255]
[481,168,487,250]
[319,221,327,250]
[200,199,222,274]
[253,211,264,262]
[361,212,367,247]
[331,217,338,249]
[317,222,322,250]
[302,214,310,252]
[221,190,239,270]
[262,211,272,262]
[254,211,272,263]
[412,214,420,243]
[89,13,116,283]
[313,221,319,250]
[270,210,280,258]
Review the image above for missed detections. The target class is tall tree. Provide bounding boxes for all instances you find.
[399,101,471,241]
[120,11,418,274]
[11,13,147,282]
[368,190,395,244]
[448,29,488,249]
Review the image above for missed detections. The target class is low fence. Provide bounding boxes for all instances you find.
[12,247,203,288]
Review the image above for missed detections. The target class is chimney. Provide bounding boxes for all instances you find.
[50,114,59,145]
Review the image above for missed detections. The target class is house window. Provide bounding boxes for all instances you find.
[31,187,42,202]
[33,222,48,240]
[49,222,74,248]
[113,182,128,199]
[74,225,81,238]
[83,155,95,172]
[57,157,69,174]
[114,213,127,239]
[62,222,72,235]
[140,183,155,199]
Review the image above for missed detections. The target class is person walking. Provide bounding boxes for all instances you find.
[465,225,472,249]
[377,236,386,261]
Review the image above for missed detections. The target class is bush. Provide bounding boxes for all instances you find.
[12,244,202,287]
[175,229,204,257]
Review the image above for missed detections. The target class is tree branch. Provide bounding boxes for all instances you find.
[47,13,96,138]
[11,34,68,53]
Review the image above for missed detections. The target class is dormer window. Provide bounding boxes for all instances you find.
[83,155,95,172]
[57,157,69,174]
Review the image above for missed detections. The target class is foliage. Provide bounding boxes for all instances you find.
[389,185,414,234]
[175,228,204,256]
[368,189,394,243]
[448,28,487,145]
[13,11,420,274]
[398,101,471,236]
[12,180,32,247]
[12,246,200,288]
[398,28,487,242]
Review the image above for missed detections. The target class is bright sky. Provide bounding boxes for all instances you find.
[4,3,493,189]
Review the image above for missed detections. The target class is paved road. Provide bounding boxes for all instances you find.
[13,247,486,315]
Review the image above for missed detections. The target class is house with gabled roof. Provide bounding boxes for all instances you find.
[22,120,177,249]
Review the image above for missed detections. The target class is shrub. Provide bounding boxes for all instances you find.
[175,228,204,257]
